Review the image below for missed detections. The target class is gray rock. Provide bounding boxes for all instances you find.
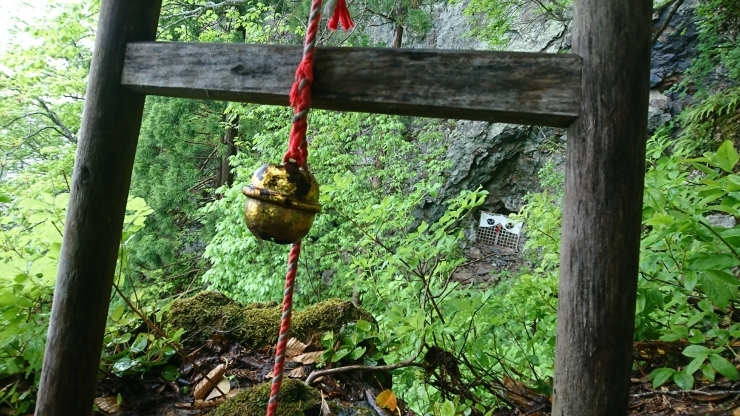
[706,214,736,229]
[476,264,494,276]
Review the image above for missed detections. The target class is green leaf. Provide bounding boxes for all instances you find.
[700,272,736,308]
[709,354,738,380]
[673,369,694,390]
[683,345,711,358]
[348,346,366,360]
[356,320,372,332]
[110,304,125,322]
[130,335,148,354]
[161,365,179,382]
[650,368,674,388]
[686,253,740,271]
[702,364,716,382]
[714,140,739,173]
[703,270,740,285]
[685,355,707,376]
[0,292,16,307]
[331,347,351,363]
[0,193,10,203]
[440,400,456,416]
[112,357,136,373]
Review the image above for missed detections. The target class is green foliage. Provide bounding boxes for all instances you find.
[512,135,740,394]
[101,303,184,381]
[671,0,740,152]
[200,107,450,305]
[641,137,740,387]
[0,192,152,413]
[0,0,95,197]
[127,97,226,301]
[318,320,378,365]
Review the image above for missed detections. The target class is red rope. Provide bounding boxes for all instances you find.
[266,241,300,415]
[267,1,352,414]
[282,0,353,168]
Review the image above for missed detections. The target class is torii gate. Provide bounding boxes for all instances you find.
[34,0,651,414]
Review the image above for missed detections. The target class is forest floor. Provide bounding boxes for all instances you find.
[89,246,740,416]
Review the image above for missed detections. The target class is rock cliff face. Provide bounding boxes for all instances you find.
[369,0,700,217]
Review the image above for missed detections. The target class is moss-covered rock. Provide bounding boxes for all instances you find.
[164,291,374,348]
[211,379,321,416]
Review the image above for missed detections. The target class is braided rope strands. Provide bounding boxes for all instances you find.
[282,0,353,168]
[266,241,301,416]
[282,0,323,168]
[266,0,352,414]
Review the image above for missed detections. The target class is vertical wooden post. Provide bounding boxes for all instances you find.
[35,1,161,414]
[552,0,652,414]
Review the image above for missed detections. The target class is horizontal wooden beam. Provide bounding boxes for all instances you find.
[122,42,581,127]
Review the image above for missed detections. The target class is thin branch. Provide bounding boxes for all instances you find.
[652,0,685,45]
[111,282,227,397]
[0,112,48,130]
[305,342,426,385]
[36,99,77,143]
[631,389,740,399]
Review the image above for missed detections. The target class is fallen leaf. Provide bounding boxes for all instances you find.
[228,368,257,379]
[193,364,226,400]
[292,350,326,364]
[286,338,308,358]
[732,407,740,416]
[193,398,226,409]
[320,392,336,416]
[205,376,231,400]
[503,375,539,409]
[376,389,398,411]
[93,396,120,414]
[288,366,306,378]
[689,393,729,402]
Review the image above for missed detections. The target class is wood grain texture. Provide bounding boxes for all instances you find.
[121,43,582,127]
[34,1,161,415]
[552,0,652,415]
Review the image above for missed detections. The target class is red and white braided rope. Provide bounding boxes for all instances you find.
[266,0,353,413]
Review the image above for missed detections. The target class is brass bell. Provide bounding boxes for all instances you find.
[242,162,321,244]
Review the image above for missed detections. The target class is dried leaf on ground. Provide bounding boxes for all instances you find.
[321,392,337,416]
[286,338,308,358]
[228,368,257,379]
[503,376,542,409]
[292,350,326,364]
[376,389,398,411]
[94,396,120,414]
[205,376,231,400]
[288,366,306,378]
[193,364,226,400]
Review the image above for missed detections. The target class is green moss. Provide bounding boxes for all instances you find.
[165,292,374,348]
[292,298,375,346]
[211,379,321,416]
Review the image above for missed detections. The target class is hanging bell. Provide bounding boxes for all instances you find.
[242,162,321,245]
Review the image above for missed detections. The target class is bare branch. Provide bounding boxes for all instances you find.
[652,0,684,45]
[36,99,77,143]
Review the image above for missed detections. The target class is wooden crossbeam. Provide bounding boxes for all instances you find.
[122,42,582,127]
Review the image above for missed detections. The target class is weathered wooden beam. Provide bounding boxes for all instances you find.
[552,0,651,414]
[35,1,161,415]
[122,43,582,127]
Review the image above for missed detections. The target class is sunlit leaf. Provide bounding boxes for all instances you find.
[375,389,397,411]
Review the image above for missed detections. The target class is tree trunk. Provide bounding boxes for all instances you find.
[35,0,161,414]
[552,0,651,415]
[392,23,404,48]
[217,115,238,190]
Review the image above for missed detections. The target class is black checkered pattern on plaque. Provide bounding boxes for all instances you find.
[476,226,519,250]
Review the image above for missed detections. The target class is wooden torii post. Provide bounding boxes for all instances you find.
[35,0,651,414]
